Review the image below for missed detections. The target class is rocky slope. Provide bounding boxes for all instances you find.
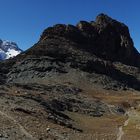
[0,14,139,140]
[4,13,140,90]
[0,40,22,60]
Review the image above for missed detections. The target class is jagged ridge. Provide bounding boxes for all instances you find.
[27,13,139,67]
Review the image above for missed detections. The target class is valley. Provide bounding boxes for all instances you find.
[0,85,140,139]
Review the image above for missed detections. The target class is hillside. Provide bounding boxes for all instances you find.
[0,14,139,140]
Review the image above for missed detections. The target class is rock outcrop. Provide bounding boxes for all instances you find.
[26,13,140,67]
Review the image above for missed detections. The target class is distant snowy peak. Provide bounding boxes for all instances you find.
[0,40,22,60]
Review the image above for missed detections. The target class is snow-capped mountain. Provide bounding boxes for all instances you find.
[0,39,22,60]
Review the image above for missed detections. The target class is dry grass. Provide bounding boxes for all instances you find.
[65,111,126,140]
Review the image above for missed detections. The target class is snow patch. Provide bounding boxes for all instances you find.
[0,40,22,60]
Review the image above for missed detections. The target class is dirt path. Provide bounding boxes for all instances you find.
[0,110,36,140]
[116,112,129,140]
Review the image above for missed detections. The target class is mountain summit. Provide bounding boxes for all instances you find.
[26,13,140,67]
[0,40,22,60]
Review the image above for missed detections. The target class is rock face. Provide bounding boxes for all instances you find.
[28,13,139,67]
[92,14,140,66]
[4,13,139,90]
[0,40,22,60]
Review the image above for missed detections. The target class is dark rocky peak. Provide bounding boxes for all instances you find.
[94,13,130,36]
[40,23,85,46]
[76,21,94,31]
[27,13,140,67]
[2,14,140,91]
[95,13,125,26]
[40,24,66,40]
[41,21,96,42]
[95,13,116,25]
[76,21,97,38]
[40,24,81,40]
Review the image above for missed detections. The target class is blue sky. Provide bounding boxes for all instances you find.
[0,0,140,52]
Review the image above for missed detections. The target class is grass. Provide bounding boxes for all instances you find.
[65,111,126,140]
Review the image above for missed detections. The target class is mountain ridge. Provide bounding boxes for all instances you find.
[0,14,137,92]
[24,13,140,67]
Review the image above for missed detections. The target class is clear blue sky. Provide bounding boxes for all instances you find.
[0,0,140,52]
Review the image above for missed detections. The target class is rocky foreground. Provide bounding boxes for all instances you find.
[0,14,139,140]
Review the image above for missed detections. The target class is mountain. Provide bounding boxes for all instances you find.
[0,14,139,139]
[31,13,139,67]
[6,13,140,90]
[0,39,22,60]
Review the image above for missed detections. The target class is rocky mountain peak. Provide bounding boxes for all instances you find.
[0,40,22,60]
[32,14,140,67]
[95,13,116,24]
[94,13,129,35]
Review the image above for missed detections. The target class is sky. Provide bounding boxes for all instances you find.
[0,0,140,52]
